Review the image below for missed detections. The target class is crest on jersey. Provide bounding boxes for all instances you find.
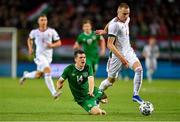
[87,39,93,45]
[92,35,96,40]
[82,72,88,78]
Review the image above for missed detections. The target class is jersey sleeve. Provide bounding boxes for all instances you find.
[96,34,101,42]
[88,65,93,77]
[52,29,60,41]
[29,30,35,40]
[76,34,82,44]
[108,23,119,37]
[61,66,70,80]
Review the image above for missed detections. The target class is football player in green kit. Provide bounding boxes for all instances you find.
[73,19,106,74]
[56,50,107,115]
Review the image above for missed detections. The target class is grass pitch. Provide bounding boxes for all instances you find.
[0,77,180,121]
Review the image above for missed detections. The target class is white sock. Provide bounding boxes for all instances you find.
[44,73,57,96]
[133,67,143,96]
[99,79,112,91]
[24,71,36,78]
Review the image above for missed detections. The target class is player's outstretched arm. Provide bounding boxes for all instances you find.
[96,23,109,35]
[107,36,129,68]
[88,76,94,97]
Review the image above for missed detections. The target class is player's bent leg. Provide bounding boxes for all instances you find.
[90,106,106,115]
[99,77,116,91]
[43,67,60,99]
[35,71,43,78]
[132,61,144,104]
[19,71,43,85]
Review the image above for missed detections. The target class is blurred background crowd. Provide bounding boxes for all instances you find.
[0,0,179,38]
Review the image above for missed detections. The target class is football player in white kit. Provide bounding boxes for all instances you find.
[143,37,159,82]
[96,3,144,104]
[19,15,62,99]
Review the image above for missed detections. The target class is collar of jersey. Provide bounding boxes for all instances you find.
[75,64,84,71]
[84,31,92,36]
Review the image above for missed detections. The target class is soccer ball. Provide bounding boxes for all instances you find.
[139,101,154,116]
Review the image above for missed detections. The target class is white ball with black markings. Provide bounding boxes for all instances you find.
[139,101,154,116]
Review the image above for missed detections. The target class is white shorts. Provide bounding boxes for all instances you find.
[34,55,52,72]
[145,58,157,70]
[107,49,139,78]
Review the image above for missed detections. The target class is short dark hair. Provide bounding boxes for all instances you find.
[74,50,85,58]
[82,19,92,25]
[118,3,129,9]
[38,14,47,19]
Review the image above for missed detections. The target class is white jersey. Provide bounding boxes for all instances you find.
[108,17,132,55]
[143,45,159,60]
[29,28,60,60]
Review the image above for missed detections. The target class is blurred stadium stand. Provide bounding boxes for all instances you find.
[0,0,180,78]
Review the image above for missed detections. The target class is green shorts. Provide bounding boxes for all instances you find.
[86,57,99,73]
[78,90,103,113]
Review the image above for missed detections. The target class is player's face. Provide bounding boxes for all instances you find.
[82,23,92,34]
[38,16,48,28]
[149,38,156,46]
[117,7,130,22]
[75,53,86,68]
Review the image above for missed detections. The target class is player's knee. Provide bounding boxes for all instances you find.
[35,72,43,78]
[44,67,51,73]
[108,77,116,84]
[90,107,103,115]
[135,67,143,75]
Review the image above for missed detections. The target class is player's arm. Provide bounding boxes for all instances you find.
[88,76,94,97]
[27,37,33,56]
[107,36,129,68]
[47,40,62,48]
[99,36,106,56]
[96,23,109,35]
[73,35,82,49]
[56,66,69,91]
[73,42,81,49]
[47,29,62,48]
[56,77,65,90]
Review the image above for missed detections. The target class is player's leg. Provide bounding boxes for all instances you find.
[37,56,60,99]
[43,66,60,99]
[132,61,144,104]
[90,106,106,115]
[79,97,106,115]
[99,56,122,91]
[125,50,144,104]
[19,70,43,85]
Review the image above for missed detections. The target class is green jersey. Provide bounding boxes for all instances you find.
[61,64,99,103]
[76,31,101,60]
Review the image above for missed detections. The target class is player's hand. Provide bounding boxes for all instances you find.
[122,59,129,68]
[88,91,94,97]
[46,43,53,48]
[95,30,107,35]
